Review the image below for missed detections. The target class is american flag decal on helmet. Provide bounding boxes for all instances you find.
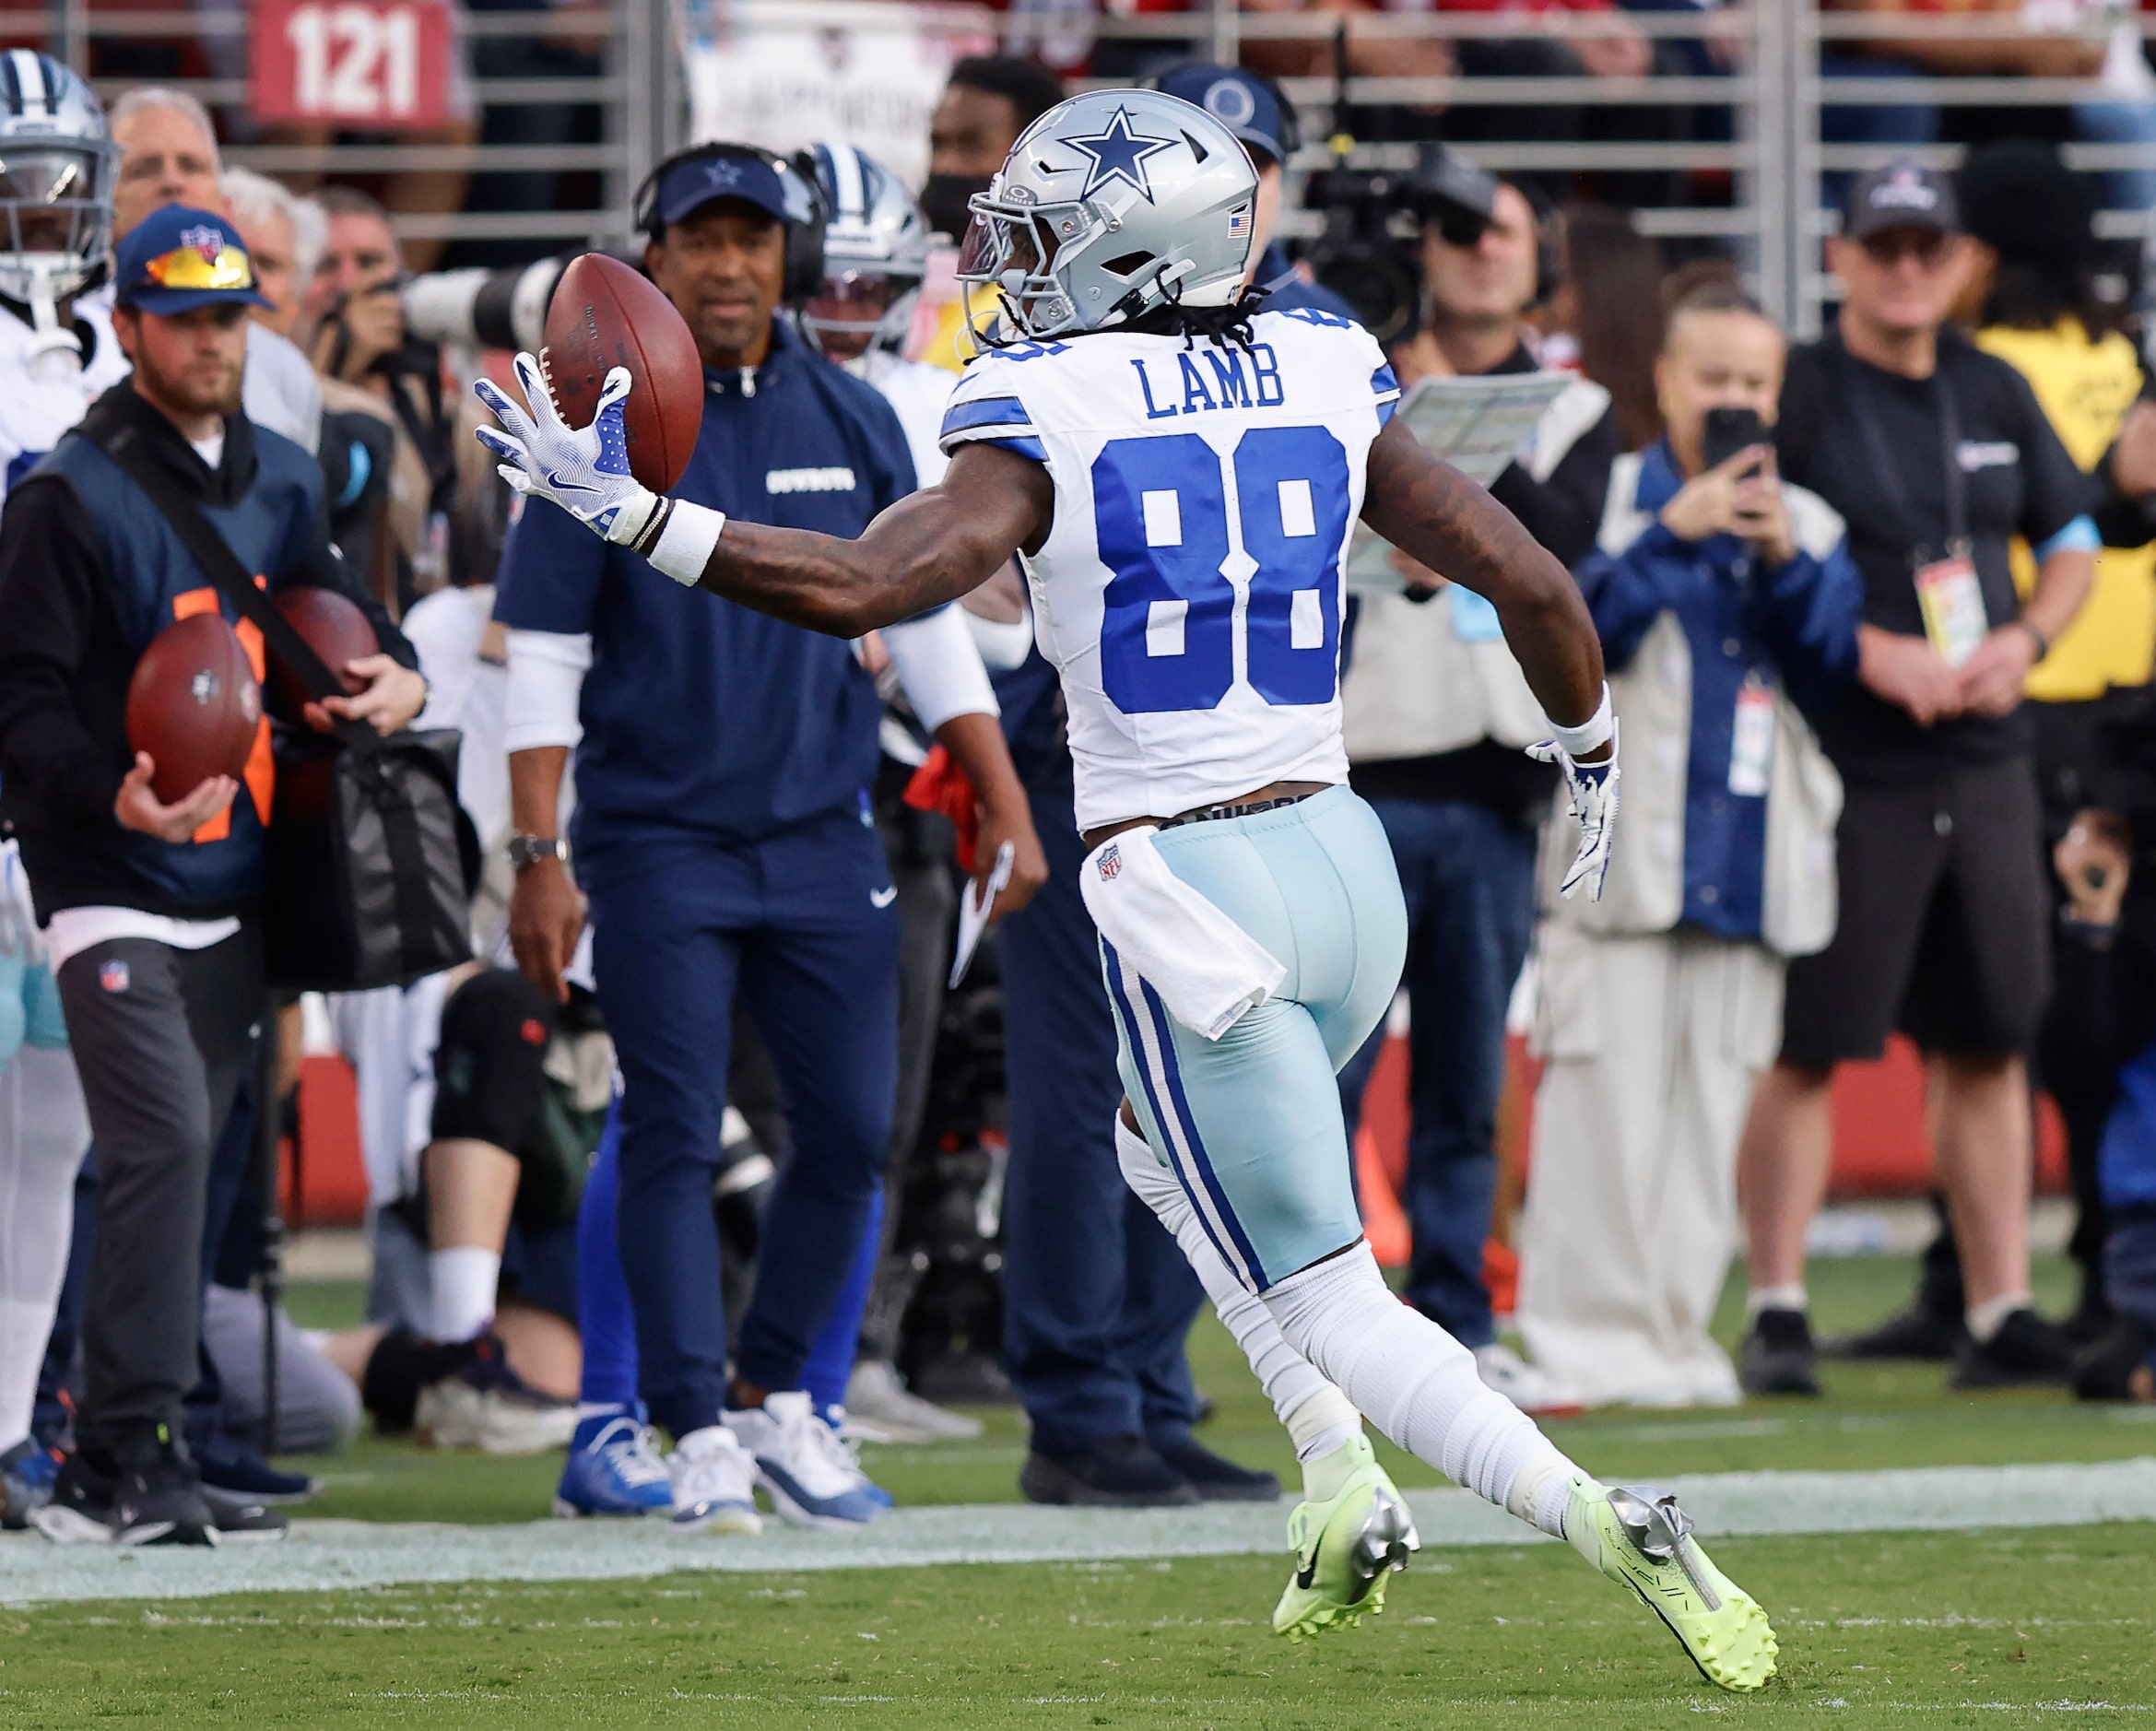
[1228,205,1251,240]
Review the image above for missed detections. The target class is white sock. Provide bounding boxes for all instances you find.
[1113,1116,1364,1458]
[429,1246,500,1343]
[1746,1284,1807,1322]
[0,1045,91,1448]
[577,1401,628,1423]
[1262,1242,1577,1539]
[0,1298,53,1449]
[1966,1291,2032,1344]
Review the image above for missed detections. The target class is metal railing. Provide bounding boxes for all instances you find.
[10,3,2153,332]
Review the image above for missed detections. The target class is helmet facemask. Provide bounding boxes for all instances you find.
[0,139,115,312]
[800,265,921,369]
[956,191,1109,343]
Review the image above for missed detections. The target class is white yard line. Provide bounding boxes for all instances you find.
[4,1456,2152,1607]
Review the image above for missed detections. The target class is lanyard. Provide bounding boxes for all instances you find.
[1839,342,1968,558]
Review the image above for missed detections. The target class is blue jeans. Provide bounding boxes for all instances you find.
[1336,796,1538,1349]
[1000,782,1205,1459]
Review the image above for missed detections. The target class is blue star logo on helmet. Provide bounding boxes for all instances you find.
[1062,105,1175,204]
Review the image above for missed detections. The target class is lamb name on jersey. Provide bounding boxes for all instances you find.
[938,305,1399,830]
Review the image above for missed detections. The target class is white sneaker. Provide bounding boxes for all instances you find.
[667,1425,763,1536]
[844,1360,984,1442]
[724,1391,889,1531]
[1473,1342,1584,1416]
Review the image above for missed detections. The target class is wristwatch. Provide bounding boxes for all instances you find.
[507,834,570,873]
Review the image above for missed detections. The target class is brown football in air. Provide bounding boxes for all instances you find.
[540,253,703,491]
[265,586,379,724]
[125,612,261,804]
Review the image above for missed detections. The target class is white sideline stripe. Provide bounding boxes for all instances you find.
[3,1458,2152,1607]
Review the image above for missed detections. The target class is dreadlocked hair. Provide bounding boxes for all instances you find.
[1120,284,1267,353]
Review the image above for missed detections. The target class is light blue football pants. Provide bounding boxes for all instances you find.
[1102,785,1408,1295]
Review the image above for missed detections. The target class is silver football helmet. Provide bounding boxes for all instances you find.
[799,141,928,371]
[0,51,115,316]
[957,88,1256,343]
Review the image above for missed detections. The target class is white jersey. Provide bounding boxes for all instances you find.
[938,308,1400,830]
[0,298,128,508]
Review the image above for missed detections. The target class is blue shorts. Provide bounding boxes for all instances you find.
[1102,785,1407,1293]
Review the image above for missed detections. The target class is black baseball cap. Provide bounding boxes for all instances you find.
[1843,159,1959,241]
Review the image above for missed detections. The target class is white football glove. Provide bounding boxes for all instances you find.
[474,352,663,547]
[1526,722,1620,901]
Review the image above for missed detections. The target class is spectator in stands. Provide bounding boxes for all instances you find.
[1836,139,2156,1363]
[1517,280,1862,1408]
[1820,0,2156,215]
[1335,176,1620,1415]
[106,88,323,455]
[0,207,423,1545]
[1738,161,2098,1398]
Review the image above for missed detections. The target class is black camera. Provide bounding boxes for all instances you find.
[1303,142,1502,344]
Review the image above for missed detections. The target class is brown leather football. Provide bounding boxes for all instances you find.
[265,586,378,723]
[540,253,703,491]
[125,612,261,803]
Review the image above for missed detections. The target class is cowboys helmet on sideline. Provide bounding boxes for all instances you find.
[955,88,1257,344]
[0,50,117,364]
[795,141,930,372]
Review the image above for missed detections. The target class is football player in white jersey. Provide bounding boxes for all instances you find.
[476,89,1776,1692]
[0,50,119,1528]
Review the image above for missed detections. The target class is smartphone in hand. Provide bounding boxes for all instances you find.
[1702,405,1768,472]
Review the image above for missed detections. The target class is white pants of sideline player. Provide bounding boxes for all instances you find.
[1515,924,1785,1410]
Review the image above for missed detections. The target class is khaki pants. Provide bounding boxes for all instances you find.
[1516,924,1784,1407]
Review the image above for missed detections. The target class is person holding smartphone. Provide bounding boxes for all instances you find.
[1514,278,1864,1408]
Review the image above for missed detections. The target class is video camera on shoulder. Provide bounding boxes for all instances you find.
[1303,140,1501,346]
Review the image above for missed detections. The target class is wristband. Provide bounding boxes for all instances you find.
[2014,618,2050,661]
[1548,684,1614,758]
[639,500,727,587]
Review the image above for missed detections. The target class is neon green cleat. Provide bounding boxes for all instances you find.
[1272,1434,1419,1641]
[1566,1478,1779,1692]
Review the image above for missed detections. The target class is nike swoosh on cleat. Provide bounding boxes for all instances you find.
[870,886,898,908]
[1294,1534,1322,1591]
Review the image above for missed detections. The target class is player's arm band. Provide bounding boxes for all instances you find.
[634,498,728,587]
[881,604,1000,733]
[504,629,592,752]
[1549,684,1614,758]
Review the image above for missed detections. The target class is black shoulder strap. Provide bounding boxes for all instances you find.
[88,418,373,748]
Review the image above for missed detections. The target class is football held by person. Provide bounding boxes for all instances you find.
[476,89,1776,1692]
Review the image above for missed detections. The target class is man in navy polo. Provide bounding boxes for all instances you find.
[491,145,1043,1531]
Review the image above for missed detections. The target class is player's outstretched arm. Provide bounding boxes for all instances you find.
[696,443,1052,635]
[1360,418,1607,748]
[475,356,1048,636]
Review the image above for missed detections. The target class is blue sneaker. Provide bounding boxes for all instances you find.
[823,1409,894,1509]
[1,1438,61,1530]
[553,1411,673,1518]
[724,1391,889,1531]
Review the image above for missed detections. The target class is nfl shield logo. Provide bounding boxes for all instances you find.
[1098,843,1122,881]
[100,959,129,994]
[179,223,226,264]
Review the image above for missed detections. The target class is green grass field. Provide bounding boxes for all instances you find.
[4,1252,2152,1729]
